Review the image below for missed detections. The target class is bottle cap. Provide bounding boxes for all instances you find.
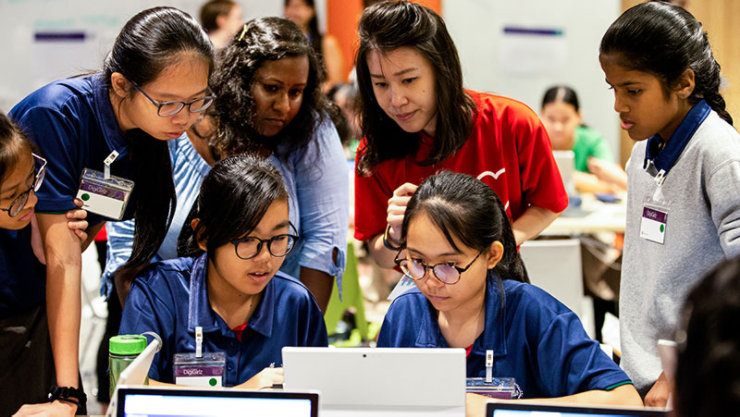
[109,334,148,355]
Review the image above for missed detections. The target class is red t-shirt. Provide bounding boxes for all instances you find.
[354,91,568,241]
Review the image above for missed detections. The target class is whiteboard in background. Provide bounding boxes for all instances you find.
[0,0,287,112]
[444,0,621,158]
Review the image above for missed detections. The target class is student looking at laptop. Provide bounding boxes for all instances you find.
[118,154,327,389]
[376,172,642,411]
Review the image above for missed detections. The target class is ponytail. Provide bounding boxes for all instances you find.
[600,2,732,126]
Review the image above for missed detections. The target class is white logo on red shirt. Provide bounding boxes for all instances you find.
[476,168,510,211]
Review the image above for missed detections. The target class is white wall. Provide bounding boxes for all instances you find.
[1,0,616,154]
[0,0,288,112]
[444,0,621,157]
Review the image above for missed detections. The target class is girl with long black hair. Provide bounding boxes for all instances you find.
[10,7,213,415]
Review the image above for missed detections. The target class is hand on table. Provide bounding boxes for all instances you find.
[236,367,284,390]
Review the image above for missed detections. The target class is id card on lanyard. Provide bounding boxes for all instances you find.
[174,268,226,387]
[76,151,134,220]
[640,164,670,245]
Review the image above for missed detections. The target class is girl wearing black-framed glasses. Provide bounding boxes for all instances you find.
[9,7,214,415]
[376,171,641,410]
[119,154,327,390]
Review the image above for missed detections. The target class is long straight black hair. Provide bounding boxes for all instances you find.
[355,1,475,175]
[105,7,214,292]
[600,2,732,125]
[179,154,288,259]
[401,171,526,283]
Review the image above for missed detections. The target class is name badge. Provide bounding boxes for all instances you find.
[173,351,226,387]
[76,168,134,220]
[640,206,667,244]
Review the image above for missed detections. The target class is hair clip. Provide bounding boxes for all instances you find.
[237,24,248,42]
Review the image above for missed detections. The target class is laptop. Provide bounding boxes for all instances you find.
[553,150,576,197]
[486,402,667,417]
[553,150,591,217]
[282,347,466,416]
[116,386,318,417]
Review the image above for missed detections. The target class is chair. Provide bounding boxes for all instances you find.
[520,238,595,338]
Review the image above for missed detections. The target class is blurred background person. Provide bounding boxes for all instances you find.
[284,0,345,92]
[541,85,627,194]
[200,0,244,50]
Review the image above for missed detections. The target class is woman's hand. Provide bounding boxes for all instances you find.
[235,367,284,390]
[12,400,77,417]
[587,157,627,191]
[66,198,88,243]
[386,182,418,244]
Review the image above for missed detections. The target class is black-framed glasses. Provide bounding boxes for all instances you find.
[231,223,299,260]
[394,248,483,285]
[0,153,47,217]
[131,82,215,117]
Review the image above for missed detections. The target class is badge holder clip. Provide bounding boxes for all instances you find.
[465,349,523,399]
[76,151,134,220]
[173,326,226,387]
[640,168,671,245]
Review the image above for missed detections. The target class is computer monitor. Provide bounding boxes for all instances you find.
[486,402,667,417]
[116,386,318,417]
[282,347,466,417]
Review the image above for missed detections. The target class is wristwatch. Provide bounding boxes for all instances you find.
[48,385,87,407]
[383,224,402,250]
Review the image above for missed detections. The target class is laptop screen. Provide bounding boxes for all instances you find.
[117,387,318,417]
[487,403,667,417]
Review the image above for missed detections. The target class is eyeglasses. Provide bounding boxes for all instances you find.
[131,82,215,117]
[231,224,299,260]
[394,249,483,285]
[0,153,47,217]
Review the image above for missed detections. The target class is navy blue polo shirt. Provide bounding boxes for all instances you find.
[643,99,711,177]
[9,74,136,226]
[377,273,631,398]
[0,226,46,318]
[119,254,328,386]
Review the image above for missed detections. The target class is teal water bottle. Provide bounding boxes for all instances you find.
[109,334,148,397]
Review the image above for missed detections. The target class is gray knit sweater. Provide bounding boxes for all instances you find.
[620,110,740,394]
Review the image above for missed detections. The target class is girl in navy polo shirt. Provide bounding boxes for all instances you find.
[377,171,641,411]
[0,112,88,416]
[119,154,327,388]
[9,7,213,414]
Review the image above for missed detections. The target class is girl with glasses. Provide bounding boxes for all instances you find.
[119,154,327,388]
[9,7,213,415]
[377,171,641,411]
[0,112,88,416]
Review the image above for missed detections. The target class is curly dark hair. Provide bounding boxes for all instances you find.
[209,17,329,160]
